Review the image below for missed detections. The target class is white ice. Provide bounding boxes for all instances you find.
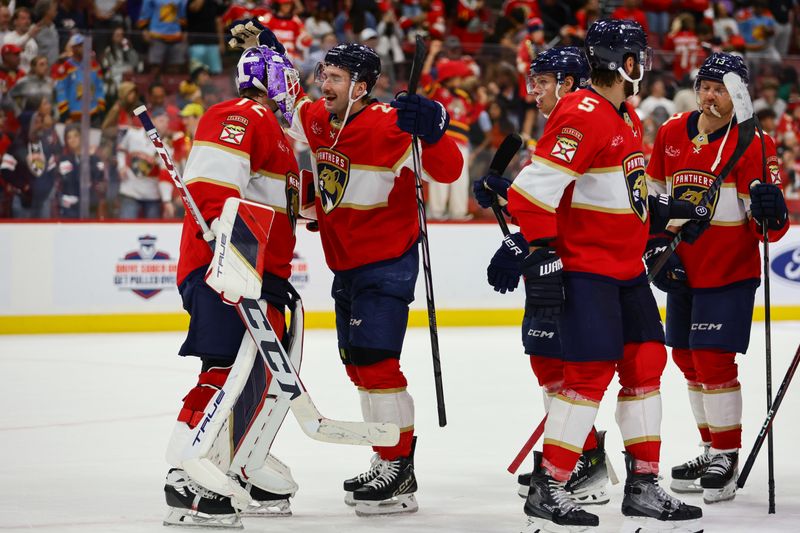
[2,323,799,532]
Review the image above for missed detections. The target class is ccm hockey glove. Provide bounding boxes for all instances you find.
[647,193,711,234]
[391,94,450,144]
[487,232,528,294]
[227,18,286,54]
[749,182,788,231]
[644,237,688,294]
[473,173,513,209]
[520,246,564,320]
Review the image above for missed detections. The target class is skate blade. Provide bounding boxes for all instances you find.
[521,516,596,533]
[702,483,736,504]
[240,499,292,517]
[669,479,703,494]
[163,507,243,529]
[344,491,356,506]
[620,516,702,533]
[354,493,418,516]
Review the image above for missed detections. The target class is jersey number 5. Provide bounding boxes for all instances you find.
[577,97,600,113]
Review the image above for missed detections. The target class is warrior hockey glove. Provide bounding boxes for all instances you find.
[487,232,529,294]
[520,246,564,320]
[227,18,286,54]
[644,237,688,294]
[680,219,710,244]
[391,93,450,144]
[473,173,512,209]
[749,181,788,231]
[647,193,711,234]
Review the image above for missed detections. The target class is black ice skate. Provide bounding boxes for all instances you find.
[518,432,610,506]
[620,453,702,533]
[700,451,738,504]
[237,477,293,517]
[522,453,599,533]
[343,452,384,506]
[670,444,710,494]
[163,468,242,529]
[351,438,418,516]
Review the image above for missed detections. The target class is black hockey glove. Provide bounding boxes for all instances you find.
[644,237,688,294]
[487,232,528,294]
[679,219,710,245]
[647,193,711,234]
[520,246,564,320]
[749,182,788,231]
[227,18,286,54]
[473,173,512,209]
[391,94,450,144]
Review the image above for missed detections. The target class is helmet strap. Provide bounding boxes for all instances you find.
[617,65,643,96]
[331,79,358,149]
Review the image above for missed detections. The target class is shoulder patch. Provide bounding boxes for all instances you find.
[550,133,580,164]
[225,115,250,126]
[219,121,247,145]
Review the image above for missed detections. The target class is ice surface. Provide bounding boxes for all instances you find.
[2,323,799,532]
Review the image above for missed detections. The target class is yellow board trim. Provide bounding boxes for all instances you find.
[2,306,800,335]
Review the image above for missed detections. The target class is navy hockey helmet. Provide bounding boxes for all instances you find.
[696,52,749,87]
[528,46,590,93]
[585,19,652,72]
[317,43,381,95]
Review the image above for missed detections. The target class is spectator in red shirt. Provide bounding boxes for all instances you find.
[611,0,648,33]
[663,13,704,83]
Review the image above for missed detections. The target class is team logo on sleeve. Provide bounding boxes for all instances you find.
[671,170,721,216]
[219,121,247,145]
[550,134,580,164]
[623,153,648,222]
[316,148,350,214]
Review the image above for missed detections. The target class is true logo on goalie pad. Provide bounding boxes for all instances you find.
[316,148,350,214]
[671,170,721,217]
[623,153,648,223]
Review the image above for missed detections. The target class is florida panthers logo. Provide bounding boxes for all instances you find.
[623,153,647,222]
[316,148,350,214]
[671,170,721,217]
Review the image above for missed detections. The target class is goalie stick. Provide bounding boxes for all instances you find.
[407,35,447,427]
[134,105,399,449]
[738,344,800,489]
[485,133,523,236]
[647,72,755,283]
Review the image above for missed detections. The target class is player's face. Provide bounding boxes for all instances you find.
[319,65,353,115]
[528,73,558,115]
[697,79,733,118]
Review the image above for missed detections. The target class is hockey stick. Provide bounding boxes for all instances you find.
[754,118,776,513]
[407,35,447,427]
[135,105,399,448]
[508,416,547,474]
[647,72,755,283]
[485,133,523,236]
[738,344,800,489]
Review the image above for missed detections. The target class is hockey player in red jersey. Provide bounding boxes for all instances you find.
[645,52,790,505]
[505,20,703,532]
[163,46,304,527]
[473,46,612,507]
[284,41,460,517]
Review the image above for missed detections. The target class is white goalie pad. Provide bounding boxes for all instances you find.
[205,197,275,305]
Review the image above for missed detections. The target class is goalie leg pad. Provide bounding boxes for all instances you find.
[205,197,276,305]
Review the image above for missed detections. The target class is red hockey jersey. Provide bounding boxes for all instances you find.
[287,94,462,271]
[178,97,299,285]
[508,88,650,281]
[646,111,787,289]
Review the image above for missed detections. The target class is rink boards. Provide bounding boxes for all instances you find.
[2,221,800,334]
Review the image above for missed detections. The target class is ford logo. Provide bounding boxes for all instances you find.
[771,246,800,284]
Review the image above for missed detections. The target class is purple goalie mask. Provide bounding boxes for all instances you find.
[236,46,300,125]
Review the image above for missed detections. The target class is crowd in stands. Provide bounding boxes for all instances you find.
[0,0,799,222]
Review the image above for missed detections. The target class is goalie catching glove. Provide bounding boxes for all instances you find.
[204,197,276,305]
[227,18,286,54]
